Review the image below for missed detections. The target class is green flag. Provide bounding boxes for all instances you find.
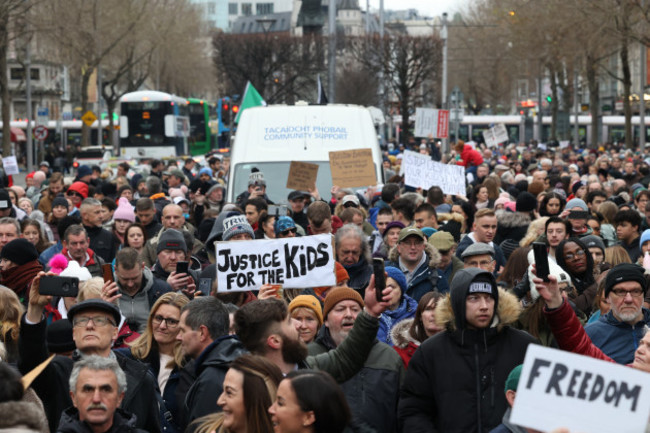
[235,81,266,123]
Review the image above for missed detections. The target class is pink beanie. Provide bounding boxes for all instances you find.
[495,197,510,208]
[113,197,135,222]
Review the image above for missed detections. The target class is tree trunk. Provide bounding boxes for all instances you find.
[80,68,93,148]
[549,65,559,141]
[621,39,633,149]
[400,98,410,144]
[586,53,600,149]
[0,10,11,156]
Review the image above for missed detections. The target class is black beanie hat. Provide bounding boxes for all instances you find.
[0,238,39,266]
[450,268,499,331]
[604,263,646,297]
[516,192,537,213]
[52,195,69,209]
[46,319,76,353]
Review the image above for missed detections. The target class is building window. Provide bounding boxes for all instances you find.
[241,3,252,16]
[228,3,237,14]
[10,68,39,80]
[256,3,273,15]
[207,2,216,14]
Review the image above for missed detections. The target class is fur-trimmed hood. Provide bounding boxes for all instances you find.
[496,211,531,228]
[390,318,419,349]
[437,212,464,224]
[0,401,47,432]
[387,241,441,268]
[434,287,522,332]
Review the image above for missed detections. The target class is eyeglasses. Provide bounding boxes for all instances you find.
[153,315,180,328]
[280,228,297,236]
[610,288,644,298]
[564,250,586,261]
[72,316,116,328]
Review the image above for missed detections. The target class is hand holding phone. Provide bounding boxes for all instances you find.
[373,258,386,303]
[102,263,114,283]
[532,242,550,282]
[39,276,79,297]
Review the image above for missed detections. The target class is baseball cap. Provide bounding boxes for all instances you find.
[398,227,425,243]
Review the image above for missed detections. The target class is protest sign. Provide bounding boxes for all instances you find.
[215,234,335,292]
[414,108,449,138]
[510,345,650,433]
[402,150,466,196]
[482,123,509,148]
[329,149,376,188]
[2,156,19,175]
[286,161,319,191]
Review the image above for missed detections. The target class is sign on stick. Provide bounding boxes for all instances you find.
[329,149,376,188]
[402,150,466,196]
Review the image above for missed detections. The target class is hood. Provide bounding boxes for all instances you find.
[390,318,418,349]
[437,212,464,224]
[0,401,46,432]
[496,211,531,228]
[435,287,522,332]
[387,242,441,268]
[140,267,157,293]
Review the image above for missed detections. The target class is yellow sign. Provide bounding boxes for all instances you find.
[82,111,97,127]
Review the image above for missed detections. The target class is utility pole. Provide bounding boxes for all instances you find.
[573,62,580,146]
[441,12,448,153]
[25,17,33,172]
[96,1,103,148]
[327,0,336,103]
[640,4,646,150]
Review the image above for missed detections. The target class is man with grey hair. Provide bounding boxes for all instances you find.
[176,296,246,432]
[59,355,147,433]
[335,223,373,296]
[0,216,20,248]
[80,198,119,262]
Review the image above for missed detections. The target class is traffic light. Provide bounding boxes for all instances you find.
[546,95,552,103]
[232,103,239,118]
[221,98,230,125]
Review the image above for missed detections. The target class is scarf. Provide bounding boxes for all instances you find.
[1,260,44,303]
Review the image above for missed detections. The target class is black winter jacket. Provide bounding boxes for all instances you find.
[398,269,536,433]
[84,224,120,263]
[18,316,161,433]
[57,407,148,433]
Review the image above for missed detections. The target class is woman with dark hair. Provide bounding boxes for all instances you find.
[255,212,276,239]
[470,185,493,210]
[123,222,148,254]
[193,354,283,433]
[269,370,351,433]
[391,291,443,368]
[20,219,52,254]
[555,237,598,316]
[539,192,566,217]
[451,201,474,236]
[496,247,531,291]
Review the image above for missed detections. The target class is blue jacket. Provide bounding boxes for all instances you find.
[386,243,441,302]
[584,307,650,364]
[377,295,417,345]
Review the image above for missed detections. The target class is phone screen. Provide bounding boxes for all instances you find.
[533,242,550,282]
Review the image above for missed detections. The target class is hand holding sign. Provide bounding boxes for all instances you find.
[531,264,563,309]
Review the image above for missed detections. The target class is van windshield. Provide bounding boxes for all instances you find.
[232,162,334,204]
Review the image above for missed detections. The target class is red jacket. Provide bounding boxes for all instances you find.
[544,300,617,364]
[459,145,484,167]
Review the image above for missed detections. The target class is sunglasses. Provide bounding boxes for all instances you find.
[281,228,297,236]
[66,191,83,199]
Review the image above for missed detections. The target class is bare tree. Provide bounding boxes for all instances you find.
[348,34,442,141]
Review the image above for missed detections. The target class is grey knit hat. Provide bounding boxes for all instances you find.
[222,215,255,241]
[157,229,187,254]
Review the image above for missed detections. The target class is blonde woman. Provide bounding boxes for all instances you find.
[118,292,190,433]
[0,285,24,363]
[597,201,618,247]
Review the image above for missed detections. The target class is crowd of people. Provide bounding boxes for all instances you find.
[0,140,649,433]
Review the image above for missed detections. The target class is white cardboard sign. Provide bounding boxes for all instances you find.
[402,150,466,196]
[2,156,19,175]
[215,234,335,292]
[482,123,509,148]
[414,108,449,138]
[510,345,650,433]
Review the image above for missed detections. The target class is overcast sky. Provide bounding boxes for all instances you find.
[366,0,470,18]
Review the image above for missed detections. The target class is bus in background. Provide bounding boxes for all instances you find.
[187,97,213,155]
[119,90,190,158]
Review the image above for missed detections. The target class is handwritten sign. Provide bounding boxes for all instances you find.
[402,150,466,196]
[510,345,650,433]
[329,149,376,188]
[286,161,319,191]
[2,156,19,175]
[414,108,449,138]
[215,234,335,292]
[482,123,509,148]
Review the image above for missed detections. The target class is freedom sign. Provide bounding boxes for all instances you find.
[510,345,650,433]
[402,150,466,196]
[215,234,335,292]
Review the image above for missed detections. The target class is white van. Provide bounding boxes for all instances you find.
[227,104,384,204]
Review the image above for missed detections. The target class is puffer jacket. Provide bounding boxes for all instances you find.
[309,326,404,433]
[390,318,421,368]
[398,269,537,433]
[493,211,531,246]
[584,307,650,365]
[377,295,418,345]
[57,407,147,433]
[386,243,440,302]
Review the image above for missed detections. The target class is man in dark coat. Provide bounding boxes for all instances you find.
[398,268,537,433]
[80,198,120,262]
[19,290,160,433]
[175,297,246,433]
[335,223,372,297]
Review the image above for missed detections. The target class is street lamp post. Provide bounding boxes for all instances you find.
[441,12,448,153]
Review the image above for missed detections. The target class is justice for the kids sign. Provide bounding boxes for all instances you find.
[510,345,650,433]
[215,234,335,292]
